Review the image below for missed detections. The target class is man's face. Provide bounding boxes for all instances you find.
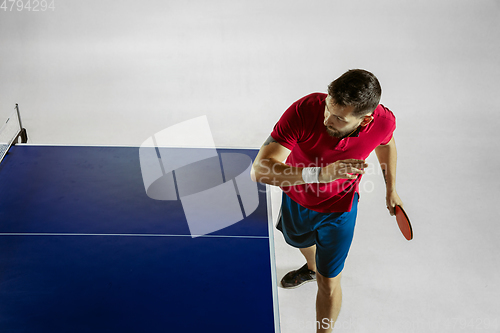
[323,96,372,138]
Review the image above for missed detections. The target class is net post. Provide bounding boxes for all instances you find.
[15,104,28,143]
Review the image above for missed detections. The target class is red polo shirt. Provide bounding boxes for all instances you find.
[271,93,396,213]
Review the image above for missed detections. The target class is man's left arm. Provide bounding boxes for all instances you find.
[374,136,403,216]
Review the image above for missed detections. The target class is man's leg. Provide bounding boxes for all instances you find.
[299,245,317,272]
[316,271,342,333]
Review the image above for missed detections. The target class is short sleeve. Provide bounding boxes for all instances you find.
[379,105,396,145]
[270,99,305,150]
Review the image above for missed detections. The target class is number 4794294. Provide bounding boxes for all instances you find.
[1,0,55,11]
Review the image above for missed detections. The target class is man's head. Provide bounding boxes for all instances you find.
[324,69,381,138]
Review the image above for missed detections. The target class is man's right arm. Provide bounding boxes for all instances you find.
[250,136,302,187]
[251,135,367,187]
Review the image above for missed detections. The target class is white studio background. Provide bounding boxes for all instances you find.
[1,1,499,332]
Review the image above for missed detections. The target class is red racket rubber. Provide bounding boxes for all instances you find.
[395,205,413,240]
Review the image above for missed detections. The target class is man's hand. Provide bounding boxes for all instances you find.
[319,159,368,183]
[386,190,403,216]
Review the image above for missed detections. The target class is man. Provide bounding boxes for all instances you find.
[251,69,403,332]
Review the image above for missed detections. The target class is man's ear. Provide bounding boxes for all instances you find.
[360,115,374,127]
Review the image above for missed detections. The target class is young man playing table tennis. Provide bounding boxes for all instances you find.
[251,69,403,332]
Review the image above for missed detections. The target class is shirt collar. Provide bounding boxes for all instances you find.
[346,120,371,138]
[357,114,376,135]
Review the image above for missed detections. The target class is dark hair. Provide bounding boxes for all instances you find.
[327,69,382,117]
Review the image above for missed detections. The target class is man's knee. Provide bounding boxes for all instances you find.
[317,271,342,296]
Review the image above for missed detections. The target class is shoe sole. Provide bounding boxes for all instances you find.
[280,277,317,289]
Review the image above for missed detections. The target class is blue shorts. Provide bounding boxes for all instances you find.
[276,192,359,278]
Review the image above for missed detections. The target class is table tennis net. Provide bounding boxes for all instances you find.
[0,106,27,163]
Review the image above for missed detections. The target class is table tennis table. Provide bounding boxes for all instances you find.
[0,143,280,332]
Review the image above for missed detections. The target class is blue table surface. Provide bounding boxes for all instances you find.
[0,145,277,333]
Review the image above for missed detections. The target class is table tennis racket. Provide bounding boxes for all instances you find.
[395,205,413,240]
